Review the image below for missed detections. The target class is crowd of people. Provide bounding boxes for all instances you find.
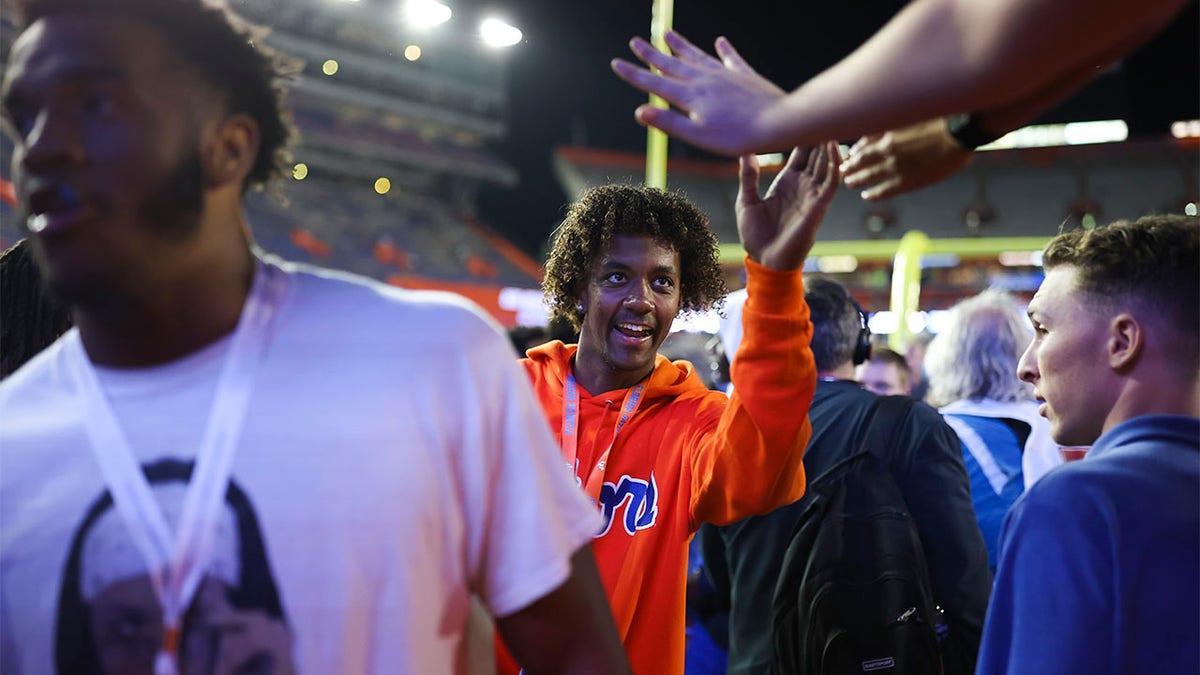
[0,0,1195,674]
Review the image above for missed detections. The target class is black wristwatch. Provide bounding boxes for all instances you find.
[945,113,1004,150]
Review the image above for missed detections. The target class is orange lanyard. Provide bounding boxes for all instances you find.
[562,372,645,501]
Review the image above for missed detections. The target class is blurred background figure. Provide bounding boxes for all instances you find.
[508,325,549,357]
[714,288,747,395]
[924,289,1062,571]
[905,331,936,403]
[857,347,911,396]
[702,276,990,675]
[0,239,71,381]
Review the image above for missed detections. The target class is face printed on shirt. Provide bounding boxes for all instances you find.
[57,459,295,675]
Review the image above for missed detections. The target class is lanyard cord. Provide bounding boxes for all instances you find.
[65,258,287,675]
[561,371,646,502]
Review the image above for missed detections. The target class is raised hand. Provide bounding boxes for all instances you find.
[737,141,841,271]
[841,118,972,201]
[611,31,786,157]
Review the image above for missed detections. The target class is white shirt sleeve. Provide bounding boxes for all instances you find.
[450,309,601,618]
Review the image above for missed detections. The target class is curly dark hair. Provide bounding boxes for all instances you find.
[11,0,298,191]
[543,184,727,330]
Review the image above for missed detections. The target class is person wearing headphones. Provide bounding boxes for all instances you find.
[699,277,991,675]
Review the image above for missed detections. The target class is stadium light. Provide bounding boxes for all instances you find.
[981,119,1128,150]
[867,311,899,336]
[480,17,522,47]
[403,0,452,28]
[1171,119,1200,139]
[1062,120,1128,145]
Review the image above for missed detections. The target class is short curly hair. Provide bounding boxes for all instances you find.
[544,184,727,330]
[1043,214,1198,372]
[11,0,297,191]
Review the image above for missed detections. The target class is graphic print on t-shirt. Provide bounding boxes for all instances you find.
[53,459,295,674]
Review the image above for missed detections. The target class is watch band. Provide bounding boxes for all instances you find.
[945,113,1004,150]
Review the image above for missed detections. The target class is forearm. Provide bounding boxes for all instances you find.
[965,14,1174,141]
[756,0,1185,149]
[690,259,815,525]
[496,547,631,674]
[728,258,815,429]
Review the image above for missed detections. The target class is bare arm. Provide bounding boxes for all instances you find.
[840,16,1170,201]
[495,547,631,675]
[612,0,1186,155]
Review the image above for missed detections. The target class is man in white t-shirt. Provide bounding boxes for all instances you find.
[0,0,629,673]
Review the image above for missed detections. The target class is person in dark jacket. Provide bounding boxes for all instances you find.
[701,277,991,674]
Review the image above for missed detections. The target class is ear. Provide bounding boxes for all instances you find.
[1108,313,1143,373]
[574,285,588,314]
[202,113,260,190]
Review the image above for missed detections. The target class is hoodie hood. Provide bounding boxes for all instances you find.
[525,340,710,401]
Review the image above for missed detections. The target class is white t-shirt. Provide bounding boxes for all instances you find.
[0,257,601,674]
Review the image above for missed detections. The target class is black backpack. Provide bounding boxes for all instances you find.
[772,396,946,675]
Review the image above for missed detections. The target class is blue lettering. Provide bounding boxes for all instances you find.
[594,473,659,537]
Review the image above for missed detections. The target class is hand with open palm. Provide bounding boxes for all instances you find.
[737,142,841,271]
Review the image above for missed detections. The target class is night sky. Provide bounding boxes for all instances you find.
[466,1,1197,257]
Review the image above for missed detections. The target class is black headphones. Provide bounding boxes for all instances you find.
[848,297,872,366]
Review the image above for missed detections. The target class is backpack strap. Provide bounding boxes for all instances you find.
[806,395,916,489]
[858,395,915,471]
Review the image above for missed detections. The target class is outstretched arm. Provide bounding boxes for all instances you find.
[840,19,1162,202]
[611,0,1186,156]
[687,144,838,526]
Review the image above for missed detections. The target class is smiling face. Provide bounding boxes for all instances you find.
[1,13,213,305]
[573,235,682,393]
[1017,265,1117,446]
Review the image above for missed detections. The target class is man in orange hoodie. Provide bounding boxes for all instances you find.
[499,142,839,674]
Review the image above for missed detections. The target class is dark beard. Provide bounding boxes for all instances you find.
[140,148,205,240]
[20,148,208,308]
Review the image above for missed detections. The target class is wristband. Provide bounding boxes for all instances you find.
[945,113,1003,150]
